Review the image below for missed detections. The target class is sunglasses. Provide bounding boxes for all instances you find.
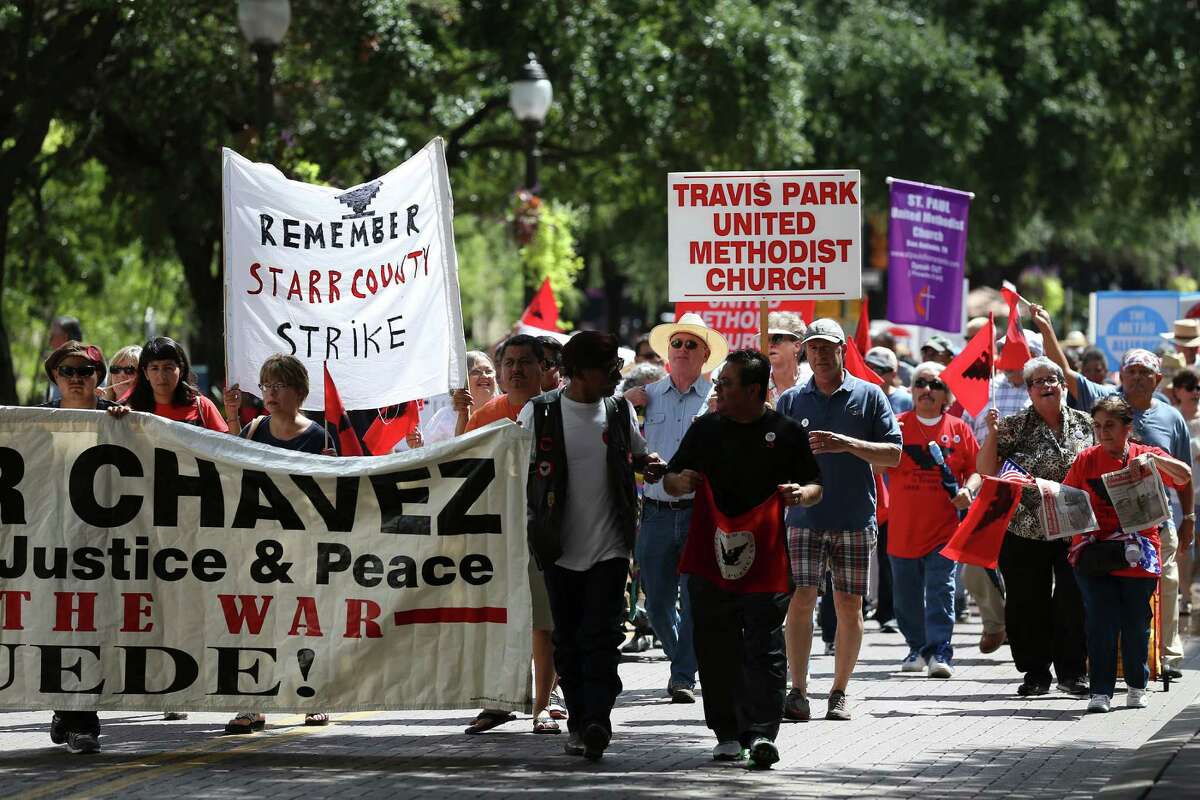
[670,338,700,351]
[109,366,137,375]
[769,334,798,345]
[57,365,98,378]
[913,377,947,391]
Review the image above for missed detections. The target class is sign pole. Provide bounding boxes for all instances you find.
[759,300,770,355]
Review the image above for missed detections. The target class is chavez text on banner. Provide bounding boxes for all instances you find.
[0,408,532,714]
[222,138,467,411]
[667,170,862,301]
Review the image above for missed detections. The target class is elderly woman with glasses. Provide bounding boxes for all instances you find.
[977,355,1095,697]
[885,362,982,679]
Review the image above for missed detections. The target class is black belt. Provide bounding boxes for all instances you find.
[644,498,693,510]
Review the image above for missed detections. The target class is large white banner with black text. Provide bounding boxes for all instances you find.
[0,408,531,713]
[223,138,467,410]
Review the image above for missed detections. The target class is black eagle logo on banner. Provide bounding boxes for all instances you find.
[976,481,1019,530]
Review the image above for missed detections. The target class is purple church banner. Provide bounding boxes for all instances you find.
[885,178,972,333]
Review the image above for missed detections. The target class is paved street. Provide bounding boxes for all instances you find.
[2,613,1199,799]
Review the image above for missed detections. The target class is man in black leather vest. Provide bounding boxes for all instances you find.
[523,331,666,761]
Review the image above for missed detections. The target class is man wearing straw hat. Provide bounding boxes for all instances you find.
[1162,319,1200,367]
[624,312,729,704]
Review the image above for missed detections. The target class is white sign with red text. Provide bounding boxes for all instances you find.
[223,139,467,410]
[667,169,862,302]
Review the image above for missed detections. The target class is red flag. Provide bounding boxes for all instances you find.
[942,314,995,417]
[854,297,871,355]
[996,282,1032,371]
[363,401,421,455]
[521,278,559,332]
[323,363,363,456]
[844,337,885,387]
[678,477,790,593]
[940,476,1024,568]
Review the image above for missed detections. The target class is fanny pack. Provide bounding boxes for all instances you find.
[1075,540,1129,576]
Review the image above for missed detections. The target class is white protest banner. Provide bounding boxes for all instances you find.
[223,138,467,410]
[667,170,861,301]
[0,408,531,713]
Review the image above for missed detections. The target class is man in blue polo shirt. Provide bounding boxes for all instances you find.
[1036,306,1195,679]
[776,319,902,721]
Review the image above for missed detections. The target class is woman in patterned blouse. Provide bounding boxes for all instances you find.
[977,356,1095,698]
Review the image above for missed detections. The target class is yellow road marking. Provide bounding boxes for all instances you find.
[9,711,380,800]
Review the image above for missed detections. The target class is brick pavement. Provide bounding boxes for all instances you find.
[2,615,1199,799]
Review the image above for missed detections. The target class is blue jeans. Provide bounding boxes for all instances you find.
[635,503,697,687]
[889,548,957,662]
[1074,570,1157,697]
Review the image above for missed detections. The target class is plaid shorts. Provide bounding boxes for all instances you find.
[787,526,877,597]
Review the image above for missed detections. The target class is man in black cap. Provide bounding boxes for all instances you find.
[522,331,666,761]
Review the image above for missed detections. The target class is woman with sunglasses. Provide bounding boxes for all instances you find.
[221,354,334,733]
[40,342,129,754]
[1063,395,1191,712]
[885,362,982,679]
[1168,368,1200,615]
[102,345,142,403]
[977,356,1094,697]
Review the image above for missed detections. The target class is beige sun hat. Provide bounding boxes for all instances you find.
[649,312,730,372]
[1160,319,1200,348]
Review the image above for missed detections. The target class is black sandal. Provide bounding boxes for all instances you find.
[463,710,516,735]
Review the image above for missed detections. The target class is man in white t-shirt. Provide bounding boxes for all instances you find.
[522,331,666,761]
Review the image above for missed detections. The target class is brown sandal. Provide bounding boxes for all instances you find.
[464,710,516,734]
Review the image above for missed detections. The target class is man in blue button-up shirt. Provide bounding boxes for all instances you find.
[776,319,902,722]
[625,313,728,703]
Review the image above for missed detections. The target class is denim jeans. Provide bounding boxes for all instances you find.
[889,548,957,662]
[1074,570,1157,697]
[635,503,697,687]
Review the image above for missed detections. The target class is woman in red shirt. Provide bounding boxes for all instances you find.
[125,337,228,433]
[886,362,982,679]
[1063,395,1191,713]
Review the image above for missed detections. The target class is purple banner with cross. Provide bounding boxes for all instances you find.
[885,178,972,333]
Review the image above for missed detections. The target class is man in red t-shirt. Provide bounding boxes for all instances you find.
[886,363,982,679]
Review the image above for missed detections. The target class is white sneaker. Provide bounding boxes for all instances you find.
[1126,688,1149,709]
[713,740,745,761]
[901,652,926,672]
[927,656,954,679]
[823,641,836,656]
[1087,694,1112,713]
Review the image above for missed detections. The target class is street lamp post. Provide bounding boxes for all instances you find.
[237,0,291,147]
[509,53,553,304]
[509,53,553,194]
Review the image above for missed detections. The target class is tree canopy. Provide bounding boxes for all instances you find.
[2,0,1196,402]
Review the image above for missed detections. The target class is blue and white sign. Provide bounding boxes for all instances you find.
[1089,291,1178,370]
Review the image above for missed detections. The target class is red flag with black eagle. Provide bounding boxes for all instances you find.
[995,281,1033,372]
[363,401,422,455]
[940,475,1027,568]
[323,362,364,456]
[521,278,559,332]
[854,296,871,355]
[678,477,790,593]
[844,337,885,388]
[941,313,995,417]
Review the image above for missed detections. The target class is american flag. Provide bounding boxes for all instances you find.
[998,459,1034,483]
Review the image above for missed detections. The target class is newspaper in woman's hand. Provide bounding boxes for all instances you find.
[1036,478,1099,540]
[1101,454,1171,533]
